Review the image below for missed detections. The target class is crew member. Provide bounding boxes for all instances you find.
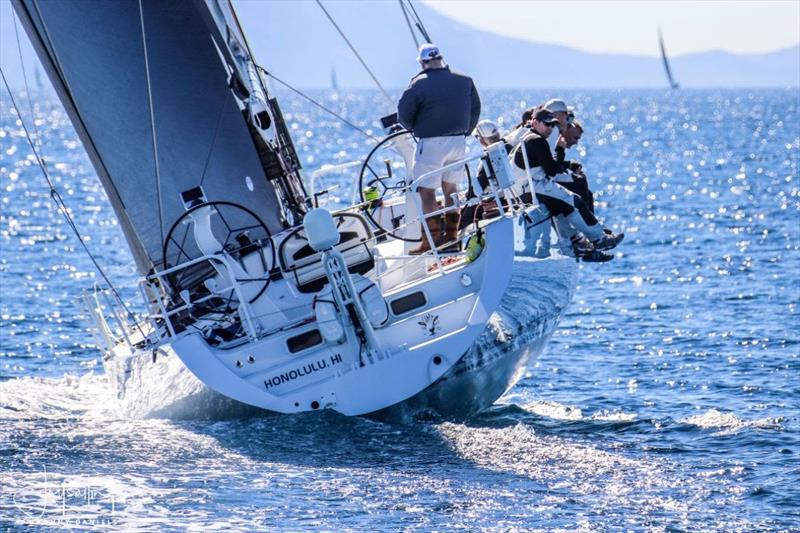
[542,98,572,135]
[473,119,512,193]
[512,108,622,260]
[504,107,536,148]
[558,119,623,244]
[398,43,481,254]
[555,120,593,212]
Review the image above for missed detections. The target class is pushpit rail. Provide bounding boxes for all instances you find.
[407,153,507,273]
[140,254,261,342]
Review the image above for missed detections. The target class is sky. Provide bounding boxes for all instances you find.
[423,0,800,57]
[1,0,798,91]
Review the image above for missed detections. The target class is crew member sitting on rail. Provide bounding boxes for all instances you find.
[542,98,573,135]
[511,107,622,261]
[555,120,594,211]
[557,119,622,248]
[504,107,536,149]
[473,119,513,194]
[397,43,481,255]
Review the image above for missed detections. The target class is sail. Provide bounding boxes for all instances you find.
[12,0,297,274]
[658,28,679,89]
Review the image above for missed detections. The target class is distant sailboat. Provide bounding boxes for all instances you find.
[34,64,44,93]
[330,66,339,91]
[658,27,680,89]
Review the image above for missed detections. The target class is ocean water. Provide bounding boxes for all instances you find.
[1,88,799,531]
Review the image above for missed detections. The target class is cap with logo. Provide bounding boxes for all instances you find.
[543,98,568,113]
[417,43,442,62]
[534,108,559,126]
[474,119,500,140]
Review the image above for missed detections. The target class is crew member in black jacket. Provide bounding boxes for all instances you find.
[398,43,481,254]
[512,108,622,258]
[555,120,594,212]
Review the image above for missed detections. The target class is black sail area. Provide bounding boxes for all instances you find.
[13,0,288,274]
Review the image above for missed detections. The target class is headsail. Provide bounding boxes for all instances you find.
[658,27,680,90]
[12,0,308,275]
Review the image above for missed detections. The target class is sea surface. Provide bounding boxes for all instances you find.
[1,88,799,531]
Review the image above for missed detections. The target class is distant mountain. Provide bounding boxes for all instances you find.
[1,1,797,91]
[235,1,798,89]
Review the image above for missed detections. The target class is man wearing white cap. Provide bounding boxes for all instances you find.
[398,43,481,254]
[543,98,572,134]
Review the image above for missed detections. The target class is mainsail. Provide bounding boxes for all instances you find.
[658,27,680,90]
[12,0,308,275]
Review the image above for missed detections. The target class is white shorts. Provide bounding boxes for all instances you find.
[553,172,574,185]
[413,136,466,189]
[534,178,578,204]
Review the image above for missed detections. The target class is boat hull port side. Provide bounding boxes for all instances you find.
[168,215,515,415]
[101,245,577,419]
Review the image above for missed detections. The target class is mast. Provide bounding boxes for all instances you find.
[658,27,680,90]
[211,0,310,221]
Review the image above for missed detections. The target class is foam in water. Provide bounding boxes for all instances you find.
[683,408,783,433]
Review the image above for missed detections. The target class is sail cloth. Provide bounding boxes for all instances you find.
[658,28,679,90]
[12,0,287,274]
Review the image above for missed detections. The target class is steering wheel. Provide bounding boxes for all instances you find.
[162,201,275,306]
[358,129,421,242]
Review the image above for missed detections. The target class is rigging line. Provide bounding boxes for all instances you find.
[198,91,230,186]
[11,8,42,155]
[0,67,147,341]
[314,0,394,106]
[406,0,432,43]
[256,66,379,142]
[137,0,165,251]
[398,0,420,50]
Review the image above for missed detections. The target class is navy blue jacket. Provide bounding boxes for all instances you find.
[397,67,481,138]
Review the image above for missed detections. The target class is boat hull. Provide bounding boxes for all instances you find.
[105,252,577,419]
[376,253,577,419]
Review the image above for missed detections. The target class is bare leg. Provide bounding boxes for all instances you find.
[418,186,438,214]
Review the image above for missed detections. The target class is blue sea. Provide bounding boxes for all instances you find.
[1,88,799,531]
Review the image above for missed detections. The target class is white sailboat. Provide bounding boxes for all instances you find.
[10,0,577,417]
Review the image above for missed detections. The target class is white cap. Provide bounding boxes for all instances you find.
[474,119,500,140]
[417,43,442,62]
[543,98,569,113]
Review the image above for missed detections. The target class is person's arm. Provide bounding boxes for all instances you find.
[568,160,583,173]
[468,80,481,134]
[555,134,571,172]
[530,137,560,177]
[555,147,571,173]
[397,83,417,132]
